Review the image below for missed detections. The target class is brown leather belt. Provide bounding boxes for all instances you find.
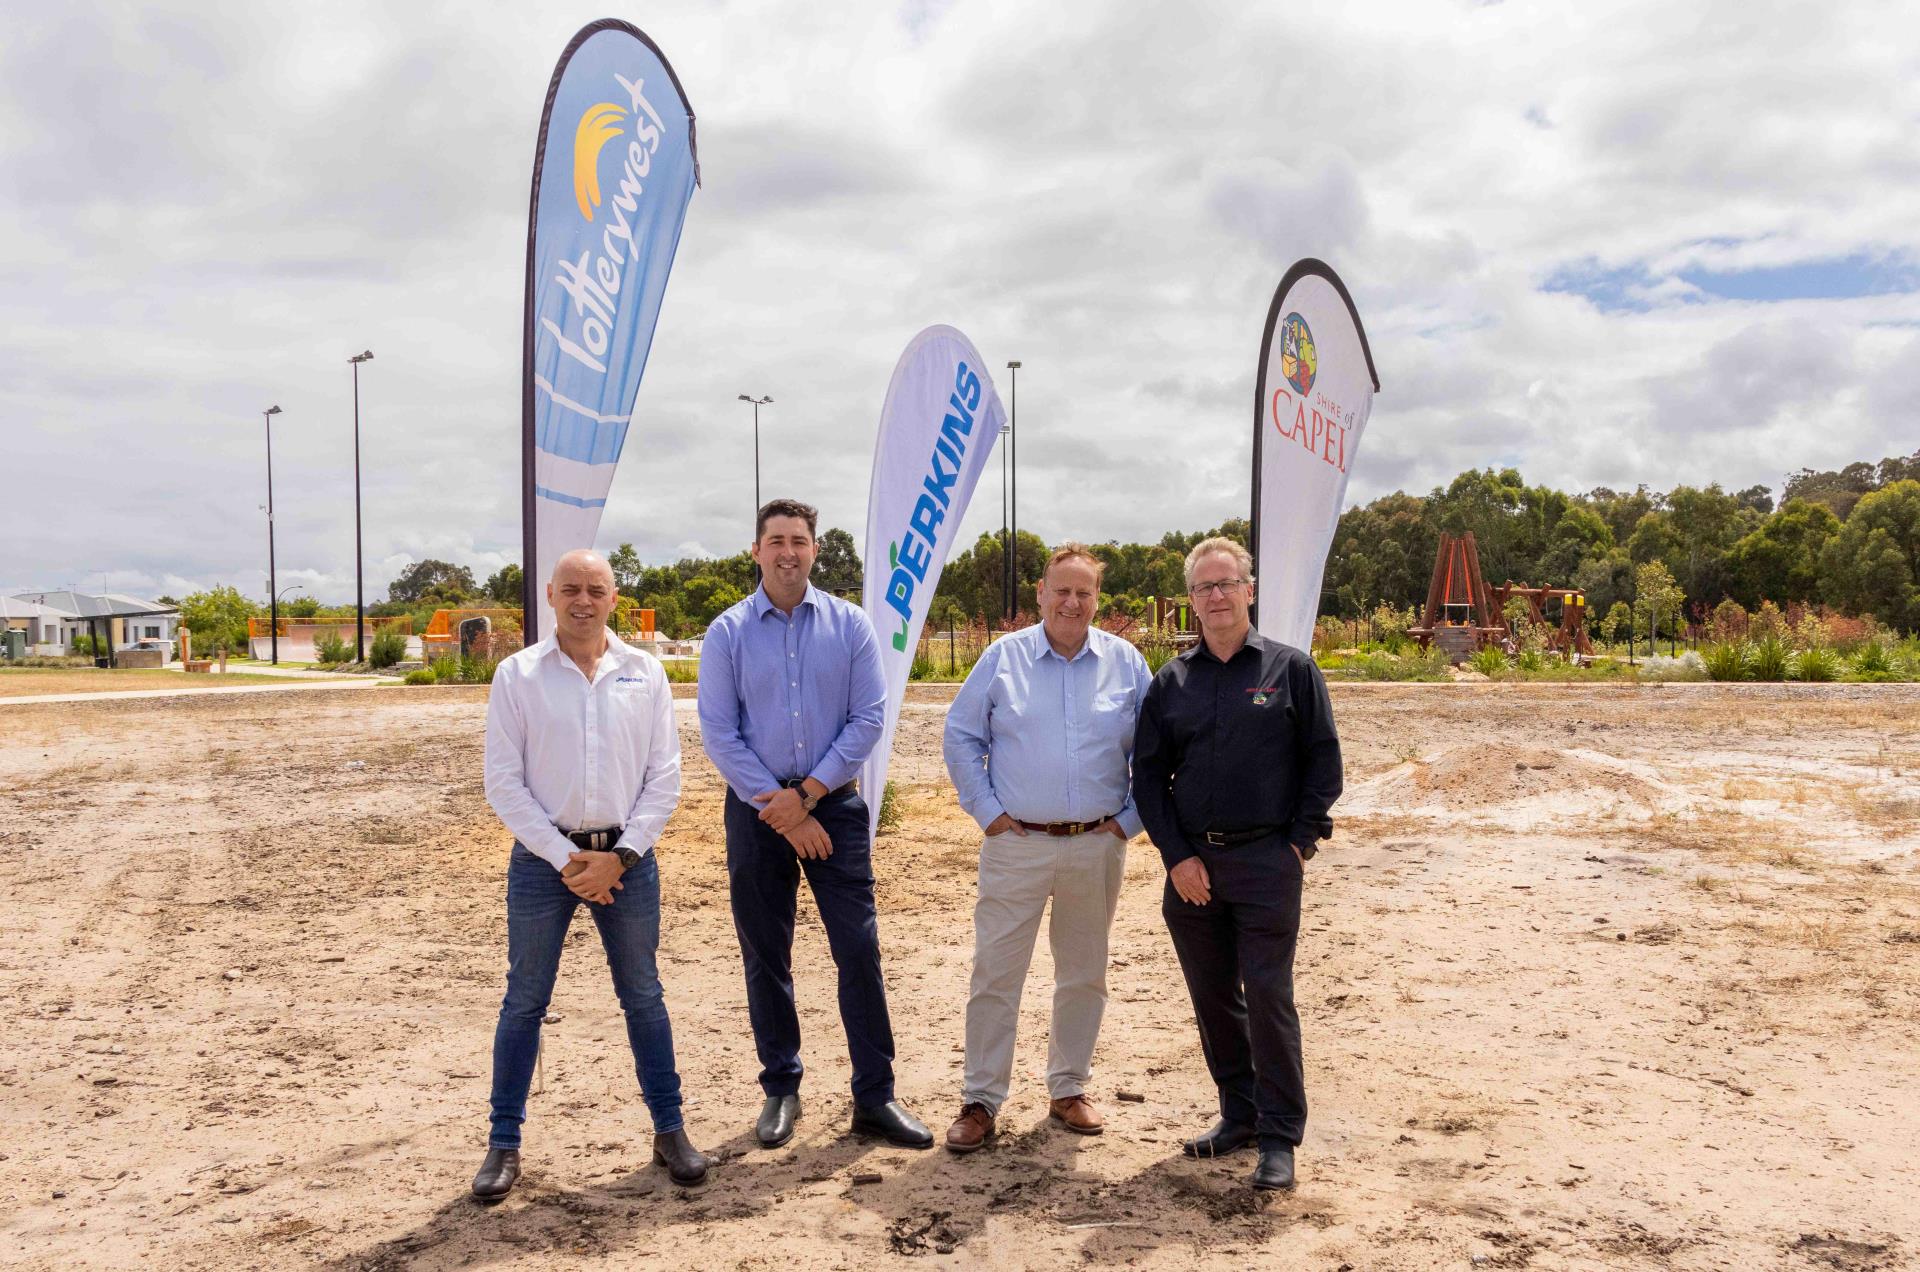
[1015,816,1117,837]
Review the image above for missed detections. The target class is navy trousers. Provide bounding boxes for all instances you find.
[1162,834,1306,1151]
[724,787,896,1105]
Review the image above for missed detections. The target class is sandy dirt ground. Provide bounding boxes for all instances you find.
[1,681,1917,1271]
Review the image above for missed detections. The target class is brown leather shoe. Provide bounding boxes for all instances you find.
[944,1102,994,1153]
[1048,1094,1104,1135]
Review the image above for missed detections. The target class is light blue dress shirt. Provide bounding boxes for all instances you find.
[942,623,1151,836]
[697,584,887,803]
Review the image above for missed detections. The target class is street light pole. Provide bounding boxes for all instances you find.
[738,394,772,584]
[263,405,282,665]
[1006,360,1021,622]
[349,351,374,662]
[999,422,1010,625]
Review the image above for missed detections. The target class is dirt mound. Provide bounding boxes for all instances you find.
[1343,744,1679,822]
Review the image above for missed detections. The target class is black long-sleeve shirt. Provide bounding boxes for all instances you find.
[1132,629,1343,870]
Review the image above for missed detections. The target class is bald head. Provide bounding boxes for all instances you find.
[552,549,615,588]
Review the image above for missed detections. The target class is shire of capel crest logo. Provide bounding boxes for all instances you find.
[1280,312,1316,396]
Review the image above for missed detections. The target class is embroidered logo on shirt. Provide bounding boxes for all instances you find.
[1247,685,1278,705]
[615,676,646,684]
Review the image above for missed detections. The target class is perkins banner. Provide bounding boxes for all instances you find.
[521,19,698,640]
[1251,259,1380,650]
[860,326,1008,838]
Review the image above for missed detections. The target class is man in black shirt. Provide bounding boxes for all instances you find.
[1132,536,1342,1191]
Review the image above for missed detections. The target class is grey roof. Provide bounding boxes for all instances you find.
[10,590,177,619]
[0,596,75,620]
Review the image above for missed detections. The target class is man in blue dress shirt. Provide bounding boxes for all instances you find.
[697,498,934,1151]
[939,544,1151,1152]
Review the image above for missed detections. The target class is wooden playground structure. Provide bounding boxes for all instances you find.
[1409,531,1592,662]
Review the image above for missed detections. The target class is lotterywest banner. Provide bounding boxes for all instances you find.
[1251,259,1380,650]
[860,326,1008,837]
[521,19,699,640]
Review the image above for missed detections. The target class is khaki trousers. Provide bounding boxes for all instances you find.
[962,828,1128,1114]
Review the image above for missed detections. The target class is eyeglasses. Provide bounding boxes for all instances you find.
[1189,579,1247,599]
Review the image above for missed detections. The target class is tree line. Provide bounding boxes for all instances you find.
[168,449,1919,650]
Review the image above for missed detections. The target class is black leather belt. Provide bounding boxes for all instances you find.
[779,777,859,797]
[1203,826,1286,848]
[1016,815,1119,837]
[564,826,623,852]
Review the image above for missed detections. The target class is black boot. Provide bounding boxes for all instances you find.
[1181,1119,1256,1158]
[756,1093,801,1148]
[652,1128,710,1188]
[851,1100,934,1149]
[1252,1145,1296,1191]
[471,1147,520,1202]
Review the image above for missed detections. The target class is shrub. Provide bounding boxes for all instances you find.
[1468,646,1507,678]
[661,659,698,683]
[314,632,350,664]
[403,668,437,685]
[429,655,460,683]
[1852,641,1894,677]
[1793,646,1839,682]
[1749,636,1790,681]
[459,653,499,684]
[908,654,937,681]
[1515,648,1546,673]
[1637,651,1708,682]
[368,629,407,669]
[1135,625,1180,672]
[1703,642,1748,682]
[1708,599,1749,644]
[877,780,903,834]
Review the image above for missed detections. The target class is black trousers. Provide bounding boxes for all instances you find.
[1162,834,1305,1150]
[724,787,896,1105]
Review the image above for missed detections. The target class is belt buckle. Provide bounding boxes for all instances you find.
[1205,831,1227,847]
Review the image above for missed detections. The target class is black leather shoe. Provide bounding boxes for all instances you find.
[652,1127,710,1188]
[756,1093,801,1148]
[470,1147,520,1202]
[1181,1119,1257,1159]
[1252,1145,1296,1190]
[852,1100,934,1149]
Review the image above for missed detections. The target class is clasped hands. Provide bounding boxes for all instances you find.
[561,849,626,904]
[1169,842,1306,906]
[752,782,833,859]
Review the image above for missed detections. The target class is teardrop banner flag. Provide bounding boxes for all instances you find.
[1251,259,1381,650]
[860,326,1008,838]
[521,19,699,641]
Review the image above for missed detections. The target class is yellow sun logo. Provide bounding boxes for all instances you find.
[573,102,627,221]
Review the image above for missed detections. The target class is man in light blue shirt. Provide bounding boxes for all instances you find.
[939,543,1151,1152]
[698,498,933,1151]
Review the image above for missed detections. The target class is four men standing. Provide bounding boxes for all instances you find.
[475,518,1341,1197]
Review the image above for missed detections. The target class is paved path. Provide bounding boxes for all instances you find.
[0,678,395,707]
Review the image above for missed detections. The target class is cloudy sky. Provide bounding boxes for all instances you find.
[4,0,1916,604]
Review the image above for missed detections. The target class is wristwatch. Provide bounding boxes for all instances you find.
[800,786,821,812]
[614,845,642,872]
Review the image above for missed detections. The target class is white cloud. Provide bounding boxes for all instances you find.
[2,0,1916,602]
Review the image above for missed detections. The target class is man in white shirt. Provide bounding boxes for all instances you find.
[473,549,707,1199]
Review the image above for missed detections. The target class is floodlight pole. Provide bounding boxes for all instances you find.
[738,394,772,585]
[263,405,282,665]
[1006,360,1021,622]
[349,351,374,661]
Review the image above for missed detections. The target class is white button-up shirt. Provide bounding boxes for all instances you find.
[483,631,681,872]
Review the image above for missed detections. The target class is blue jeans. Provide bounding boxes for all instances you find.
[488,844,683,1149]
